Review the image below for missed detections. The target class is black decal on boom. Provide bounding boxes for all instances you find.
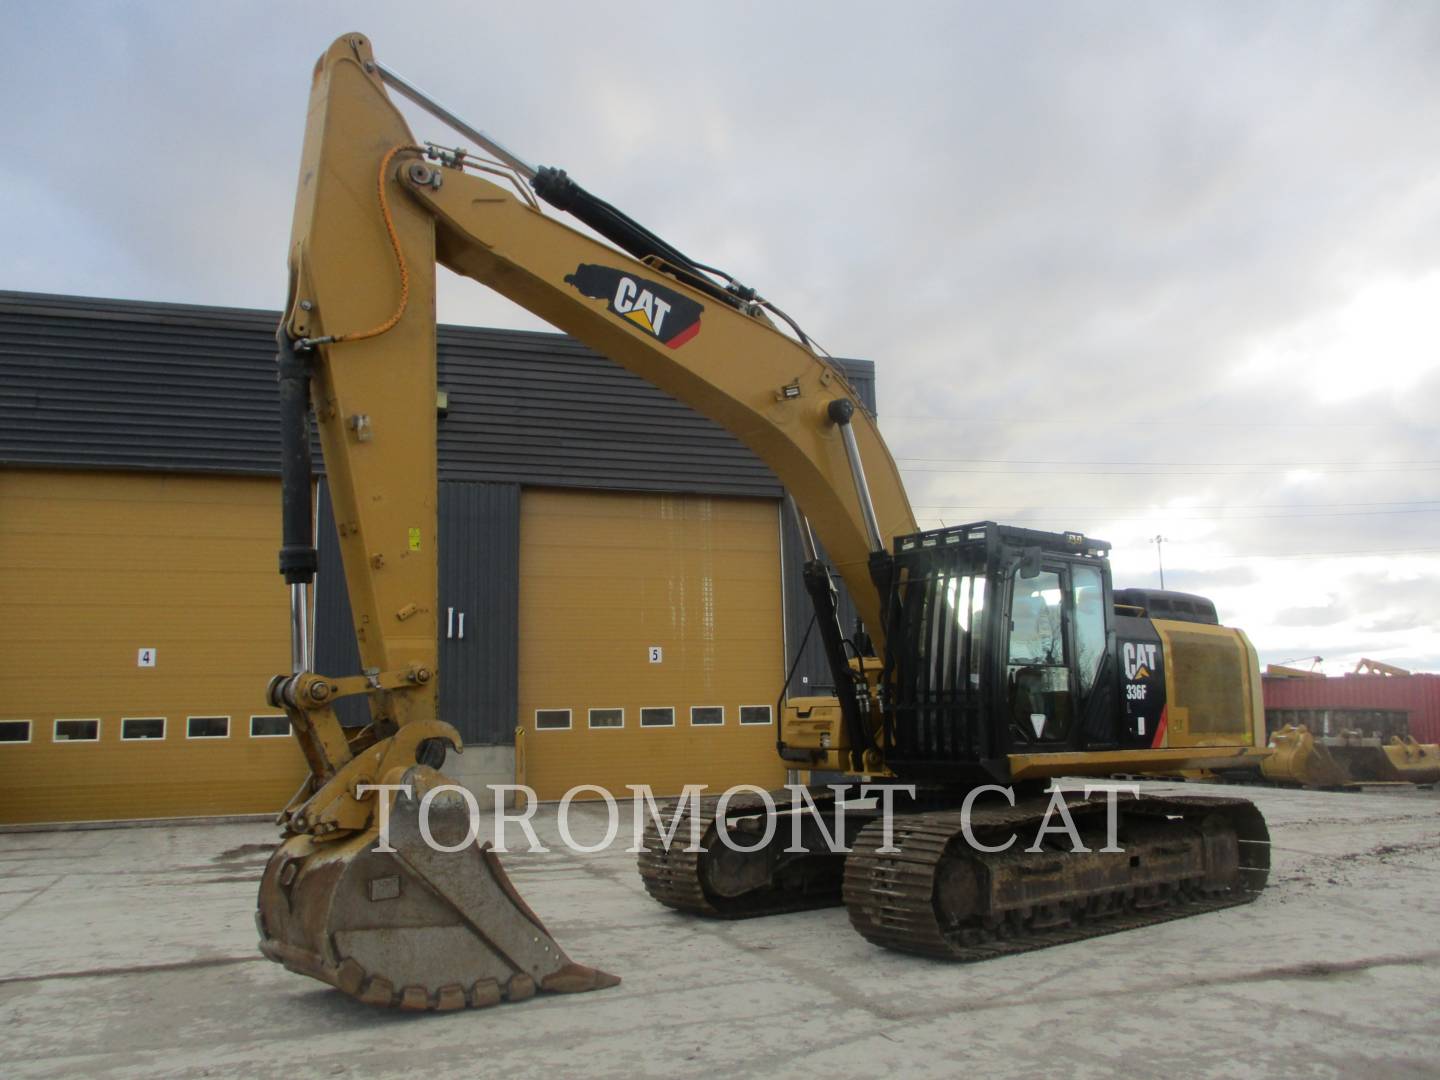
[564,264,704,348]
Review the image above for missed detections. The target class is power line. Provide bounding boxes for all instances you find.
[917,508,1440,523]
[898,456,1440,468]
[901,465,1440,476]
[912,498,1440,512]
[1210,547,1440,561]
[887,415,1432,430]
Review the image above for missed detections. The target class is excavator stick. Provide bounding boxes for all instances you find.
[258,776,618,1010]
[258,32,624,1008]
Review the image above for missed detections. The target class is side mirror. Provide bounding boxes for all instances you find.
[1019,546,1043,579]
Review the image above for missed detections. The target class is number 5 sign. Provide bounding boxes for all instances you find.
[648,646,663,664]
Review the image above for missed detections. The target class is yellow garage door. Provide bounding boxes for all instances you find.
[519,489,788,801]
[0,470,307,824]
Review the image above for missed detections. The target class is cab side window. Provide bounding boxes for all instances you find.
[1008,571,1063,666]
[1072,564,1106,696]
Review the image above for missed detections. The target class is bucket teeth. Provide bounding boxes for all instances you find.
[359,976,394,1007]
[504,974,536,1003]
[256,788,620,1011]
[541,962,624,994]
[335,958,365,996]
[470,978,502,1008]
[435,984,467,1012]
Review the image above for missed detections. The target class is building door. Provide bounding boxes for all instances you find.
[316,478,519,744]
[518,489,788,800]
[0,470,305,824]
[437,481,519,745]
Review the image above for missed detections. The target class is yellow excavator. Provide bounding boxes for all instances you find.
[258,33,1272,1010]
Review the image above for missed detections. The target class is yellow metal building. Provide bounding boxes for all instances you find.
[0,292,871,822]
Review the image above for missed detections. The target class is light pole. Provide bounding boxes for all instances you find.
[1151,534,1167,590]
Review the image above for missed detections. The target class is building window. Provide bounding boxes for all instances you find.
[535,709,572,731]
[640,707,675,728]
[0,720,33,744]
[187,716,230,739]
[54,719,100,742]
[739,705,773,726]
[588,708,624,730]
[121,717,166,741]
[250,715,290,738]
[690,706,724,727]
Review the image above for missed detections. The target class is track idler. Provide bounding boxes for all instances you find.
[257,777,619,1010]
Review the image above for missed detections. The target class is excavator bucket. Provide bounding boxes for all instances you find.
[1261,725,1349,787]
[1261,725,1440,788]
[257,779,619,1011]
[1379,736,1440,785]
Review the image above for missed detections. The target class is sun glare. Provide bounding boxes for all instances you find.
[1237,271,1440,403]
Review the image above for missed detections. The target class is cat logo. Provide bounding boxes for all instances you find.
[564,264,703,348]
[1123,641,1159,681]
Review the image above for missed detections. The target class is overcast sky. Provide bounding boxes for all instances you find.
[4,2,1437,674]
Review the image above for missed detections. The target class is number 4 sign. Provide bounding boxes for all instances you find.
[138,648,157,668]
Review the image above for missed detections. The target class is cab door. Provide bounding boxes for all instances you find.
[1004,561,1110,750]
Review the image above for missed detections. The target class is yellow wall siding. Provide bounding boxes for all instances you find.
[0,470,306,823]
[0,473,791,820]
[519,489,787,800]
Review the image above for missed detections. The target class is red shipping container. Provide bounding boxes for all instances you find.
[1262,673,1440,744]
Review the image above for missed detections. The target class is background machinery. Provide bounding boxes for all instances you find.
[1247,659,1440,788]
[258,33,1272,1010]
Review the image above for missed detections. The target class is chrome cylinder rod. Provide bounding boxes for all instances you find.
[290,582,311,675]
[375,61,537,181]
[784,493,820,563]
[827,399,885,554]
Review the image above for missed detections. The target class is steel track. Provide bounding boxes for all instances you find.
[638,789,1271,963]
[844,794,1270,960]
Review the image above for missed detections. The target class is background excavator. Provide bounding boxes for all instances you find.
[258,33,1272,1010]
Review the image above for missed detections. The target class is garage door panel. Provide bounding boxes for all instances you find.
[0,470,304,823]
[520,489,787,800]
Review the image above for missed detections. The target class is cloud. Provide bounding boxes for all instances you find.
[1359,613,1422,634]
[2,1,1438,670]
[1161,566,1260,590]
[1274,605,1349,629]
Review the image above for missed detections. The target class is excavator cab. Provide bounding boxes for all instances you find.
[782,522,1123,778]
[782,519,1270,786]
[878,522,1119,782]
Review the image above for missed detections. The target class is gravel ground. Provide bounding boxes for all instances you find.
[1,781,1437,1079]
